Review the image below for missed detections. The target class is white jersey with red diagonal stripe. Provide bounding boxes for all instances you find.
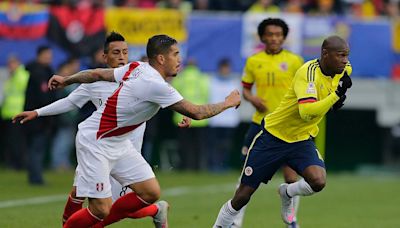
[77,61,183,158]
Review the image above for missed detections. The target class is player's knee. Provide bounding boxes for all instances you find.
[90,203,111,219]
[139,188,160,204]
[309,176,326,192]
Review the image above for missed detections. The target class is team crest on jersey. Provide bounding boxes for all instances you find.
[280,62,288,71]
[96,183,104,192]
[306,82,316,94]
[244,166,253,176]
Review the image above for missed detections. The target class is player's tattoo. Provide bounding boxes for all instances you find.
[170,99,228,120]
[65,68,115,85]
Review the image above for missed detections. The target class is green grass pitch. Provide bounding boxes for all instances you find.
[0,169,399,227]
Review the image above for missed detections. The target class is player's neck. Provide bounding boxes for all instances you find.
[149,62,168,80]
[318,59,335,78]
[265,48,283,55]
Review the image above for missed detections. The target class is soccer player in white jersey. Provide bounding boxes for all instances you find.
[13,32,187,227]
[47,34,241,228]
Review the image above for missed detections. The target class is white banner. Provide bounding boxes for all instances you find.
[241,13,303,58]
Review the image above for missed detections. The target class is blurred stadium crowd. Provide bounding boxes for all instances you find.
[17,0,400,18]
[0,0,400,186]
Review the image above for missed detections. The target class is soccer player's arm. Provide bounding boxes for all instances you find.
[154,82,241,120]
[241,59,255,102]
[60,62,138,86]
[294,69,339,122]
[48,63,129,90]
[66,84,92,109]
[12,88,86,124]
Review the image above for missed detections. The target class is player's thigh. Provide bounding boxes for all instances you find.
[128,178,160,202]
[286,139,325,176]
[75,137,113,198]
[111,150,156,192]
[243,122,262,149]
[110,176,132,202]
[241,130,287,189]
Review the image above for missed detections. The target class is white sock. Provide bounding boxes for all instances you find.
[214,200,240,228]
[287,178,314,197]
[232,205,247,227]
[232,176,246,227]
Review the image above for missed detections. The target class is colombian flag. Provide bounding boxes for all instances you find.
[0,3,48,40]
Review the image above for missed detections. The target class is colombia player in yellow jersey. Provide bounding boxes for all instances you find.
[238,18,303,228]
[214,36,352,227]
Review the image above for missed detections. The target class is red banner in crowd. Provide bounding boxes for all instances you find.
[47,5,106,57]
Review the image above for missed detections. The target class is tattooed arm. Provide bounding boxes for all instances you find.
[169,90,241,120]
[48,68,114,90]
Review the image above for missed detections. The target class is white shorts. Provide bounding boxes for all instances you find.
[110,176,133,202]
[74,132,155,198]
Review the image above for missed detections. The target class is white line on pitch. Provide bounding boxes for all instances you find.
[0,183,236,209]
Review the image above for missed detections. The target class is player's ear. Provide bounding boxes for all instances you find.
[102,53,107,64]
[322,48,328,58]
[156,54,165,65]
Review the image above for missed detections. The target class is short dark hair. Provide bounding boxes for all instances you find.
[257,18,289,40]
[146,35,177,59]
[104,31,125,54]
[218,58,231,67]
[37,45,50,56]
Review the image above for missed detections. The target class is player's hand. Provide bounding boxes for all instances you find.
[332,95,346,112]
[178,116,191,128]
[48,75,66,90]
[335,72,352,97]
[251,96,267,113]
[12,111,38,124]
[225,89,241,109]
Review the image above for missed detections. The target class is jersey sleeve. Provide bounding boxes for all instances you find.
[294,66,318,103]
[113,62,136,82]
[241,58,254,89]
[66,84,91,108]
[147,81,184,108]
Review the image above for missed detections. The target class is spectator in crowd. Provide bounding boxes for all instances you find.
[284,0,304,13]
[24,45,56,185]
[113,0,156,8]
[307,0,342,16]
[0,55,30,170]
[247,0,281,13]
[385,0,400,18]
[50,57,81,171]
[171,59,210,171]
[207,58,241,172]
[193,0,209,10]
[89,47,107,69]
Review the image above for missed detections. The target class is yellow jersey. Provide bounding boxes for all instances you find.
[242,50,303,124]
[264,59,352,143]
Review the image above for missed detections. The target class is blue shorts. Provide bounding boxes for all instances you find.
[240,128,325,189]
[243,122,262,148]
